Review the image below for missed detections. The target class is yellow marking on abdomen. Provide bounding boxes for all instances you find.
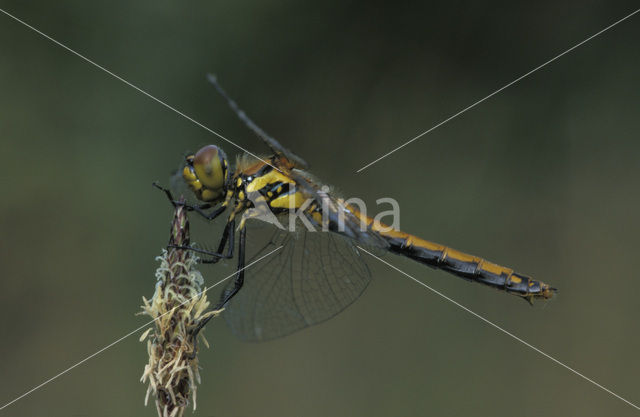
[442,247,478,263]
[477,260,513,276]
[334,207,553,300]
[406,235,447,252]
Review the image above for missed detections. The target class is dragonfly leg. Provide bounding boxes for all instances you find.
[200,219,235,263]
[170,219,235,262]
[216,224,246,307]
[188,225,246,356]
[152,182,184,207]
[191,203,227,221]
[152,181,228,220]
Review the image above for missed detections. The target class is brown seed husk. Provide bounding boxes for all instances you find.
[139,200,222,417]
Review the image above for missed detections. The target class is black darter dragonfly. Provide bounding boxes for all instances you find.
[161,75,556,343]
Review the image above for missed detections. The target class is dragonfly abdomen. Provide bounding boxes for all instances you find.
[379,230,555,302]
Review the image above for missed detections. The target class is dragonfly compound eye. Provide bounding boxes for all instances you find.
[184,145,228,202]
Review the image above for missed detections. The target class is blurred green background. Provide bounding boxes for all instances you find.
[1,1,639,416]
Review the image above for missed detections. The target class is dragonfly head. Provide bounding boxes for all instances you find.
[182,145,230,202]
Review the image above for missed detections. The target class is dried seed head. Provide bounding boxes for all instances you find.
[140,197,222,417]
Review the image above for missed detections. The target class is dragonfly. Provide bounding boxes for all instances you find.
[162,75,556,343]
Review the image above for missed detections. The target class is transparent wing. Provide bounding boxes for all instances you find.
[207,74,308,169]
[286,169,391,251]
[222,225,372,342]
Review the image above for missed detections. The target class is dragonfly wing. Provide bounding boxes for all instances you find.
[287,169,390,251]
[262,138,308,170]
[207,73,308,169]
[222,226,371,342]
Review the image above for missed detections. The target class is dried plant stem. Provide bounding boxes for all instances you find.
[139,199,222,417]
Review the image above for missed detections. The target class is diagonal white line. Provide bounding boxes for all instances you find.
[357,246,640,411]
[356,8,640,173]
[0,245,283,412]
[0,7,282,173]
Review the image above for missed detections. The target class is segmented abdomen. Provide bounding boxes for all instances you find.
[379,229,555,301]
[303,195,555,302]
